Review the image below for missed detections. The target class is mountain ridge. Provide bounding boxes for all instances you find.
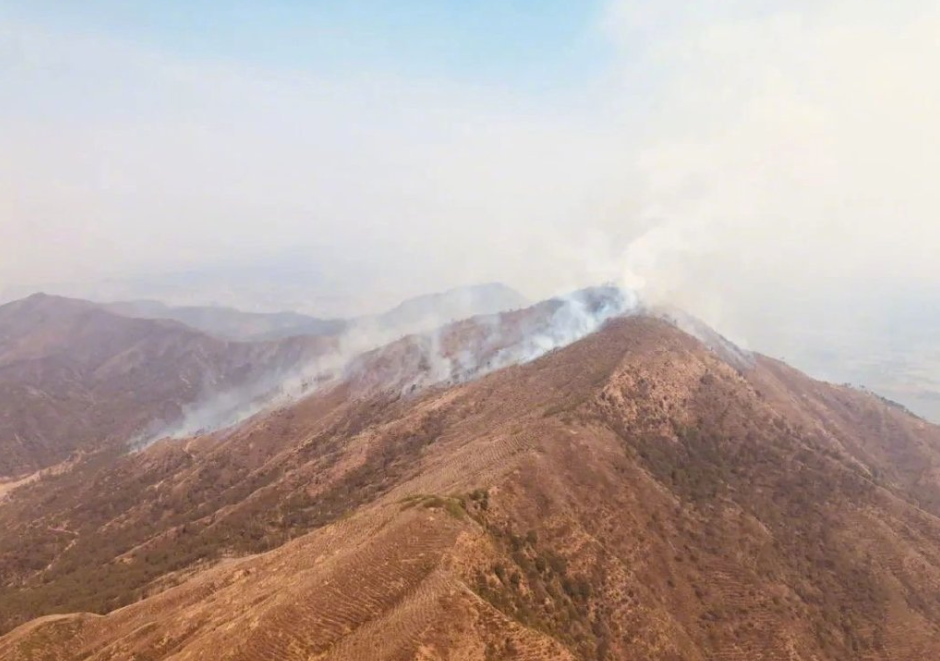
[0,283,527,477]
[0,293,337,477]
[1,313,939,659]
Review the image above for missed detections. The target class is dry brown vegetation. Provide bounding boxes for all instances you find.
[2,314,940,659]
[0,293,336,477]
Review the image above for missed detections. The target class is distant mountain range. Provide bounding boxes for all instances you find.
[102,299,348,342]
[103,282,528,342]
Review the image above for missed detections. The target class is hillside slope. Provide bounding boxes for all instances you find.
[0,294,335,477]
[2,315,940,659]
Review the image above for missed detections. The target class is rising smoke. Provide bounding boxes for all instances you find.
[133,286,643,448]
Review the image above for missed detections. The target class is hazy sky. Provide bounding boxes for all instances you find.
[2,1,940,416]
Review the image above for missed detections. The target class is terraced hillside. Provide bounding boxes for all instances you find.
[2,315,940,659]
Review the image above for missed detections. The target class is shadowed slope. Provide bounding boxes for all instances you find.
[0,294,336,477]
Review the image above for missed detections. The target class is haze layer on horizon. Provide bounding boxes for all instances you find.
[2,1,939,419]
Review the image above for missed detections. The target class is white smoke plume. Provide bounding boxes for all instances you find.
[348,285,641,396]
[134,286,641,448]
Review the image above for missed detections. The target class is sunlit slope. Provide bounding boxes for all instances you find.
[2,316,940,659]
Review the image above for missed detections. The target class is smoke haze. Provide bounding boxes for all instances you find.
[2,0,939,418]
[136,286,640,445]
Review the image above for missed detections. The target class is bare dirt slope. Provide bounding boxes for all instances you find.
[2,316,940,659]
